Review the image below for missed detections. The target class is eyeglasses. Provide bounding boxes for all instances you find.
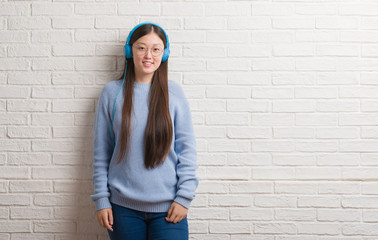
[132,44,164,57]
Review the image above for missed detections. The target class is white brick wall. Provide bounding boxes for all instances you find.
[2,0,378,239]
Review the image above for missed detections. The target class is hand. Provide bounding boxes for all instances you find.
[96,208,113,232]
[165,202,188,224]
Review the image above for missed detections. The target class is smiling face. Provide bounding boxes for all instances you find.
[132,31,165,83]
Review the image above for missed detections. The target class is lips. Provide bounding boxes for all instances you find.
[142,61,153,67]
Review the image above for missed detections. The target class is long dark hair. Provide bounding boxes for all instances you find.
[115,24,173,169]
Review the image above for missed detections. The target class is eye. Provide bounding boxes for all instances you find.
[138,47,145,50]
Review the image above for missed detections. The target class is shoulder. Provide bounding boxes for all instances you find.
[168,80,187,100]
[100,80,123,100]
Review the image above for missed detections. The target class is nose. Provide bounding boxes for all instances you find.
[144,49,152,58]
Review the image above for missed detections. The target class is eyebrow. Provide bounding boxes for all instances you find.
[135,42,164,46]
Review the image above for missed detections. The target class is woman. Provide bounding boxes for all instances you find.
[90,22,199,240]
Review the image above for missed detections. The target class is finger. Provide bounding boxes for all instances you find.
[165,205,175,221]
[103,215,113,231]
[108,209,113,225]
[173,215,181,224]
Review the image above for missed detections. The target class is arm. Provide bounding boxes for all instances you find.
[173,91,199,209]
[90,85,114,211]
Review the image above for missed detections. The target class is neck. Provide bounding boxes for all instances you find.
[135,73,153,84]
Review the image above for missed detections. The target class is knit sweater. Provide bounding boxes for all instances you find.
[90,80,199,213]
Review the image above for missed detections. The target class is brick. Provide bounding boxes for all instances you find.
[0,59,29,70]
[205,3,248,16]
[8,17,51,30]
[207,167,250,180]
[231,208,273,221]
[206,113,249,125]
[32,113,73,126]
[10,207,53,219]
[75,57,116,71]
[75,3,116,15]
[32,31,73,43]
[52,17,94,29]
[296,114,338,126]
[0,221,30,233]
[298,196,340,208]
[296,168,341,180]
[191,100,225,112]
[32,58,74,71]
[8,153,51,166]
[7,100,49,112]
[10,181,52,193]
[274,127,314,139]
[228,153,271,166]
[275,209,316,221]
[273,17,314,29]
[273,100,315,112]
[34,221,76,233]
[318,209,360,222]
[52,100,94,112]
[75,30,118,42]
[119,3,160,15]
[343,224,378,235]
[189,208,228,220]
[206,31,248,43]
[32,3,73,16]
[206,87,250,99]
[298,223,340,235]
[230,182,273,194]
[53,126,92,138]
[210,222,251,234]
[0,3,29,16]
[228,17,271,30]
[0,87,29,98]
[255,196,297,208]
[0,140,29,152]
[8,127,50,139]
[319,182,360,194]
[316,17,358,29]
[227,100,269,112]
[0,195,30,206]
[252,59,295,71]
[254,223,296,234]
[0,113,28,125]
[185,17,225,30]
[253,30,293,43]
[32,141,73,152]
[53,44,94,56]
[253,167,295,180]
[252,3,294,16]
[209,195,251,207]
[95,17,137,29]
[275,182,317,194]
[8,72,50,85]
[208,140,250,153]
[0,31,28,43]
[227,127,270,139]
[34,195,76,206]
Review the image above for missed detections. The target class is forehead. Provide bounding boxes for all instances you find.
[134,32,164,46]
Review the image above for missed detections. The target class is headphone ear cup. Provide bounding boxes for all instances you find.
[162,48,170,62]
[124,44,132,59]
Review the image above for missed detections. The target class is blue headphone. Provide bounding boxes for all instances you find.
[110,22,170,148]
[123,22,170,62]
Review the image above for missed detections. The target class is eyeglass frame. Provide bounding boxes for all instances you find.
[132,44,165,57]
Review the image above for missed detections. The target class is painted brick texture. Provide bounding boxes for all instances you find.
[2,0,378,239]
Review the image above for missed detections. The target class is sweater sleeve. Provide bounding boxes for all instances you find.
[173,88,199,209]
[90,85,114,211]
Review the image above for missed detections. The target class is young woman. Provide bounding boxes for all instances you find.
[90,22,199,240]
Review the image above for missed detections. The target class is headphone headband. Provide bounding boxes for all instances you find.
[124,22,170,62]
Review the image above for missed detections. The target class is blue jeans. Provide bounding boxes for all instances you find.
[107,202,188,240]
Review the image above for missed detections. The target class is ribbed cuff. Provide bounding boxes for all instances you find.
[174,196,192,209]
[95,197,112,211]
